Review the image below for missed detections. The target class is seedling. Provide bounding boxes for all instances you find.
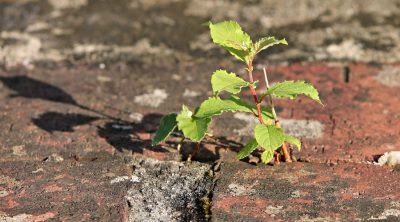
[152,20,322,164]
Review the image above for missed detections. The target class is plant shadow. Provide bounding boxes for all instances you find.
[97,114,170,154]
[32,112,99,133]
[173,136,244,163]
[0,75,78,105]
[1,74,244,163]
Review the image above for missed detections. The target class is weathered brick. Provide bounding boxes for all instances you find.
[212,162,400,221]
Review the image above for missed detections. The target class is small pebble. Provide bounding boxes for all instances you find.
[377,151,400,167]
[129,112,143,123]
[97,75,111,82]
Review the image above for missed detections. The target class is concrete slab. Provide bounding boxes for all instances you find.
[126,157,213,222]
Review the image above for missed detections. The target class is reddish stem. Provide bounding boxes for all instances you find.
[247,63,264,124]
[276,122,292,162]
[247,64,292,163]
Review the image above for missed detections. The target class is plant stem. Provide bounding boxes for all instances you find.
[274,151,281,164]
[187,142,201,162]
[247,63,292,163]
[277,123,291,162]
[177,136,185,152]
[247,63,264,124]
[262,69,278,121]
[263,67,292,163]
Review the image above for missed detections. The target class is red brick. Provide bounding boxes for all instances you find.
[212,162,400,221]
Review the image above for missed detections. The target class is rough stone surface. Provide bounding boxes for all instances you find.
[209,63,400,164]
[48,0,88,10]
[1,61,400,221]
[212,162,400,221]
[126,157,213,222]
[1,0,400,221]
[0,157,131,221]
[2,0,400,67]
[134,89,168,108]
[377,151,400,167]
[280,119,324,140]
[232,113,324,140]
[375,66,400,87]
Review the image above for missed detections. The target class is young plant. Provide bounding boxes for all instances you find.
[152,20,322,164]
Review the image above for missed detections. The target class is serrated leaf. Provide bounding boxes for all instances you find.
[254,124,285,151]
[209,21,252,63]
[194,96,250,118]
[176,105,210,142]
[261,150,274,164]
[209,20,252,50]
[266,80,322,104]
[152,113,177,146]
[237,138,258,159]
[211,70,250,95]
[285,134,302,151]
[194,96,273,120]
[253,36,288,54]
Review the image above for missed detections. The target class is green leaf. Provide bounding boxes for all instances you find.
[222,46,252,64]
[194,96,249,118]
[260,109,274,125]
[237,138,258,159]
[152,113,177,146]
[176,105,210,142]
[211,70,250,95]
[261,150,274,164]
[253,36,288,54]
[209,21,252,63]
[285,135,302,151]
[254,124,285,151]
[209,21,252,50]
[194,96,273,120]
[266,80,322,104]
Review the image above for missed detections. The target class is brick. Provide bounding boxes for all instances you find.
[212,162,400,221]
